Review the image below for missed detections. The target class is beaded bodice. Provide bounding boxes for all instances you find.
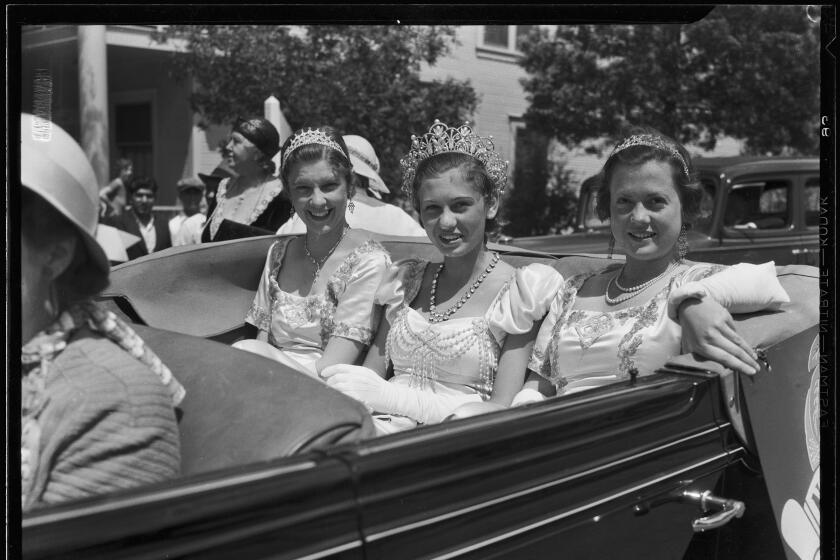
[384,260,514,400]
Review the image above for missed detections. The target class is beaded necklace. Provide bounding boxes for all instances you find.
[429,252,500,323]
[304,225,350,280]
[605,260,680,305]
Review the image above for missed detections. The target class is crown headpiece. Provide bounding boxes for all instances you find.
[610,134,690,177]
[282,128,350,169]
[400,120,509,198]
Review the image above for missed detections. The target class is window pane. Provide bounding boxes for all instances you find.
[483,25,509,48]
[693,179,716,234]
[515,25,537,49]
[804,177,819,227]
[724,180,790,230]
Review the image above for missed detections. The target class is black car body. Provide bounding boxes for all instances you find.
[507,157,820,267]
[21,236,820,560]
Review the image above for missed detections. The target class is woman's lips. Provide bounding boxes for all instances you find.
[438,232,462,245]
[628,231,656,240]
[307,208,332,221]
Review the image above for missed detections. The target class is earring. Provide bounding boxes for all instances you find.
[677,225,688,260]
[289,207,295,218]
[348,200,355,214]
[607,234,615,259]
[44,281,60,319]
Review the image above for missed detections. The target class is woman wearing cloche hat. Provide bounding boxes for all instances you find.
[276,133,425,237]
[19,113,183,511]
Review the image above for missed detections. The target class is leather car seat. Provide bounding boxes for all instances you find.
[131,324,376,476]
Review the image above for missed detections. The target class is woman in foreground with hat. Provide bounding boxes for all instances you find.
[202,117,292,242]
[276,134,426,237]
[233,126,391,378]
[20,114,184,511]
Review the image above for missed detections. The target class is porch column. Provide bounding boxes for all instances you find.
[78,25,110,185]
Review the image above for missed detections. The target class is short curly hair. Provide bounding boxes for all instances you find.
[596,127,704,229]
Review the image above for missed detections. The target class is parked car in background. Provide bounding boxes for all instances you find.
[22,237,820,560]
[505,156,820,267]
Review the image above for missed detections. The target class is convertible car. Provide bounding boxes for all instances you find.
[21,235,821,560]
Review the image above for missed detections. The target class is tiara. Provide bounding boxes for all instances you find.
[282,128,349,169]
[400,120,509,198]
[610,134,690,177]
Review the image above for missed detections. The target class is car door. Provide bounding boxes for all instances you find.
[714,173,802,266]
[795,176,821,267]
[22,453,367,560]
[347,372,744,560]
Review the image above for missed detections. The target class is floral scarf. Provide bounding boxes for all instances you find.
[21,300,185,507]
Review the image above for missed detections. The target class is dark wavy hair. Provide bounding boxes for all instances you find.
[411,152,502,241]
[127,176,158,196]
[234,117,280,176]
[21,188,109,306]
[280,126,355,198]
[596,127,704,229]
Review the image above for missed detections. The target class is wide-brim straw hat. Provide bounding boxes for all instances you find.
[343,134,389,195]
[20,113,110,274]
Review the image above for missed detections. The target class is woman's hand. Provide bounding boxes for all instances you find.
[678,298,761,375]
[321,364,389,412]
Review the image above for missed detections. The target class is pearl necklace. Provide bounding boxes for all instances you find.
[304,225,350,281]
[429,252,500,323]
[605,260,680,305]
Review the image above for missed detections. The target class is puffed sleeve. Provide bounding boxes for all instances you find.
[244,239,284,332]
[526,290,564,379]
[487,263,564,344]
[667,261,790,319]
[374,257,428,325]
[329,243,392,345]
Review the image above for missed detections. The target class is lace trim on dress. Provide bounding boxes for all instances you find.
[264,237,389,347]
[543,264,726,388]
[208,177,283,240]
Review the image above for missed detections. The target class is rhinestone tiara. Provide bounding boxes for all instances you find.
[400,119,509,198]
[610,134,690,177]
[282,128,350,169]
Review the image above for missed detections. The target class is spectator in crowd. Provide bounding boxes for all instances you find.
[276,134,425,237]
[20,113,182,511]
[198,159,237,218]
[98,157,133,218]
[201,117,292,242]
[104,176,172,260]
[169,177,207,247]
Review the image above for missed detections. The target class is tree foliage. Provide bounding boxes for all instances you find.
[153,25,477,190]
[519,5,820,155]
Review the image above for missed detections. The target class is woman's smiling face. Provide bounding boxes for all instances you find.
[417,166,498,258]
[609,159,683,267]
[288,159,349,236]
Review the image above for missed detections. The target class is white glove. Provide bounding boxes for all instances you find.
[510,387,547,407]
[669,261,789,319]
[321,364,481,424]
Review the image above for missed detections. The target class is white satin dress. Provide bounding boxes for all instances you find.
[373,259,563,433]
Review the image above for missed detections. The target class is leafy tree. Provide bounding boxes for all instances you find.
[519,5,820,155]
[152,25,478,191]
[503,129,578,237]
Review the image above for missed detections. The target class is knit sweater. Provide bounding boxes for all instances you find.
[25,329,181,511]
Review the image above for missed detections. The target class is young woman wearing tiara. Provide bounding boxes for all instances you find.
[324,123,788,433]
[522,127,789,402]
[233,126,391,378]
[320,120,562,433]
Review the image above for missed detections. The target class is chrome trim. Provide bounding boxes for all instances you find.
[430,449,744,560]
[296,540,364,560]
[24,460,317,526]
[368,426,731,542]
